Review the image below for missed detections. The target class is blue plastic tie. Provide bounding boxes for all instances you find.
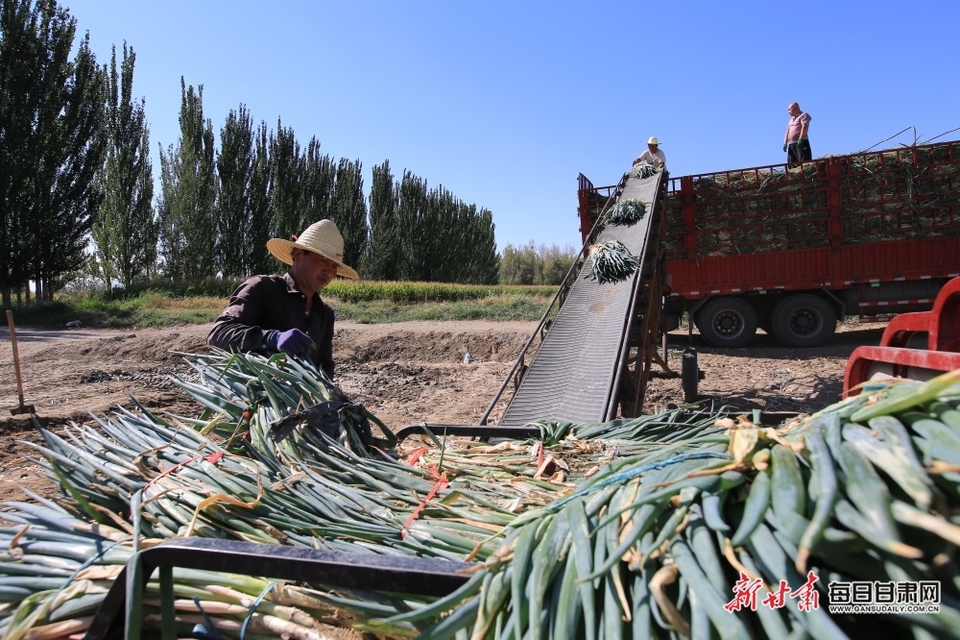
[192,596,223,639]
[240,580,278,639]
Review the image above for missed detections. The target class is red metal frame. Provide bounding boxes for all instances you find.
[577,172,620,242]
[843,277,960,397]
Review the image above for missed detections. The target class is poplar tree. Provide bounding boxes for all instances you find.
[331,157,366,271]
[0,0,106,303]
[157,78,217,281]
[34,29,105,300]
[245,121,273,276]
[459,204,499,284]
[216,104,254,278]
[93,42,154,289]
[366,160,400,280]
[396,170,428,280]
[268,120,303,250]
[300,137,334,226]
[414,185,445,280]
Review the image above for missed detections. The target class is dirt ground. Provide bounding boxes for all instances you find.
[0,318,888,507]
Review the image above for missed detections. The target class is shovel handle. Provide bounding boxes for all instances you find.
[6,310,26,407]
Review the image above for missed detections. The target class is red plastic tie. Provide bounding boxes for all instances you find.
[400,467,448,539]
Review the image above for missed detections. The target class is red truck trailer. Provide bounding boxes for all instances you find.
[577,139,960,348]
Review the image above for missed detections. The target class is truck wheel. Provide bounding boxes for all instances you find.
[696,297,758,348]
[770,294,837,347]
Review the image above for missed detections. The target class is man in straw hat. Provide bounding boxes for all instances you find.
[633,136,667,170]
[207,219,358,379]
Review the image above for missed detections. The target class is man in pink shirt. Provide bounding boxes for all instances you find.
[783,102,812,168]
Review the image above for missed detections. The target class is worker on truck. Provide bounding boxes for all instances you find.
[634,136,667,170]
[783,103,812,167]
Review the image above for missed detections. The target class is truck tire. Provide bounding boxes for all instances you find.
[696,297,758,348]
[770,294,837,347]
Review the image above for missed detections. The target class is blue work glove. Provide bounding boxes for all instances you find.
[783,142,788,152]
[266,328,316,356]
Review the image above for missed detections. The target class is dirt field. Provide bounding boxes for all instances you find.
[0,319,886,506]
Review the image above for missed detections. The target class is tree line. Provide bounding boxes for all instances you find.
[499,241,579,286]
[0,0,502,306]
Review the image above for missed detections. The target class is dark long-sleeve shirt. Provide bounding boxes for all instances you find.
[206,272,336,379]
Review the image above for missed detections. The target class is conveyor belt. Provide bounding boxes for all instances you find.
[497,171,664,426]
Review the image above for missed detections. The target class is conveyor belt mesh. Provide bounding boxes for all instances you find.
[498,172,663,426]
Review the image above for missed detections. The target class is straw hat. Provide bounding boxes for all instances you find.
[266,219,359,280]
[647,136,660,145]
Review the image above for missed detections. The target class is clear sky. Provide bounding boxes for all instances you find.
[63,0,960,253]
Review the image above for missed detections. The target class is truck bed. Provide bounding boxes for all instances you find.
[661,141,960,299]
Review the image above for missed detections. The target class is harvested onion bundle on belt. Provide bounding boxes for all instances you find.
[604,198,647,226]
[631,163,659,179]
[585,239,640,284]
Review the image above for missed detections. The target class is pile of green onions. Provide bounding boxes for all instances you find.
[3,351,960,638]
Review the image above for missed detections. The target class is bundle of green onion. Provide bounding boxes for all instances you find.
[603,199,647,227]
[173,348,394,457]
[0,508,357,639]
[631,164,659,180]
[381,372,960,639]
[584,239,641,284]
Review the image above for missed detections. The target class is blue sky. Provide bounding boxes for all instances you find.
[64,0,960,253]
